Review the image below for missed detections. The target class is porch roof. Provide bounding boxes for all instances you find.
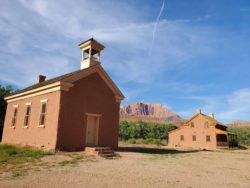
[215,128,236,135]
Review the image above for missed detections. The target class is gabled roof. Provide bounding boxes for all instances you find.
[5,65,124,102]
[168,113,226,134]
[184,113,224,127]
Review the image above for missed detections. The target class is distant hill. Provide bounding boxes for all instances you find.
[227,120,250,127]
[120,102,185,126]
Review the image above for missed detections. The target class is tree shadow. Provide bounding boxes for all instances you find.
[237,145,248,150]
[117,146,201,155]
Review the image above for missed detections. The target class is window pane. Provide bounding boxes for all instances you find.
[204,121,209,128]
[24,116,29,126]
[14,108,18,117]
[41,103,46,113]
[192,135,196,141]
[26,106,31,115]
[12,107,18,126]
[206,136,210,142]
[12,118,16,126]
[180,135,184,141]
[40,114,45,125]
[191,122,194,127]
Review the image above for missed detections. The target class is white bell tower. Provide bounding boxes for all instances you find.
[78,38,105,70]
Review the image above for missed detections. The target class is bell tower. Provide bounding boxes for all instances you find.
[78,38,105,70]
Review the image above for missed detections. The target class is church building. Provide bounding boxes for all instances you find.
[1,38,124,151]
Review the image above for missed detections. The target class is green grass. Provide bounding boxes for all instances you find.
[126,138,163,146]
[12,170,27,178]
[0,144,53,170]
[58,153,97,167]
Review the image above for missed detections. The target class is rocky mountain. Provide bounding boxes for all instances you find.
[227,120,250,127]
[120,102,185,126]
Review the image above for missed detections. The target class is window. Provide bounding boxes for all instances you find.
[39,101,47,127]
[11,106,18,127]
[192,135,196,141]
[190,122,195,128]
[204,121,209,128]
[180,135,184,141]
[24,104,31,127]
[206,135,211,142]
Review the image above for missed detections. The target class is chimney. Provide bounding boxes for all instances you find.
[209,113,214,119]
[37,75,46,83]
[196,108,201,114]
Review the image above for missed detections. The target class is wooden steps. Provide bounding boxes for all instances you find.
[85,147,120,159]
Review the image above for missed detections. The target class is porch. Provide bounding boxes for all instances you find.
[216,129,238,148]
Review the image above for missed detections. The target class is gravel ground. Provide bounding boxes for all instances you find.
[0,144,250,188]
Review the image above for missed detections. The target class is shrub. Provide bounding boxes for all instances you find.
[119,120,177,141]
[127,138,136,144]
[227,126,250,145]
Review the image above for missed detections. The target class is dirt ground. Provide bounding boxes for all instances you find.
[0,144,250,188]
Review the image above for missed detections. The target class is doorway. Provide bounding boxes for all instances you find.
[85,113,101,146]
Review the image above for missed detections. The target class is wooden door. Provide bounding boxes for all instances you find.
[85,115,99,146]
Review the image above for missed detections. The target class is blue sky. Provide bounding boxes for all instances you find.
[0,0,250,123]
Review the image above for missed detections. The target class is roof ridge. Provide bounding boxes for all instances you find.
[9,65,99,96]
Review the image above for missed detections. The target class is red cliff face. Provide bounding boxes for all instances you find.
[227,120,250,127]
[120,102,184,126]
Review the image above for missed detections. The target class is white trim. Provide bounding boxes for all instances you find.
[5,82,61,100]
[13,104,18,108]
[10,126,16,129]
[37,125,45,128]
[22,126,28,129]
[5,81,74,103]
[86,113,102,117]
[7,87,60,103]
[40,99,48,103]
[25,102,32,106]
[39,100,47,127]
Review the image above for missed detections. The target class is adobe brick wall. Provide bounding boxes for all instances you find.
[56,73,119,151]
[1,91,61,150]
[168,115,217,150]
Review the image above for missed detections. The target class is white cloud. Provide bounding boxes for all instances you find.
[0,0,219,87]
[218,89,250,121]
[178,89,250,122]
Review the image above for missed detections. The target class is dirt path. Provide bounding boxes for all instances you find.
[0,145,250,188]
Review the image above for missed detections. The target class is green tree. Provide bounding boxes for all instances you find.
[119,120,177,141]
[0,85,14,141]
[228,126,250,145]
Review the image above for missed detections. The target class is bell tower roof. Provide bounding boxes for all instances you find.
[79,38,105,70]
[78,38,105,52]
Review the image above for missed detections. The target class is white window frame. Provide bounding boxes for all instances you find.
[204,121,209,128]
[23,102,32,128]
[38,99,48,128]
[11,105,18,128]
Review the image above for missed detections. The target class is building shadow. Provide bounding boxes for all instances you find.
[117,146,201,155]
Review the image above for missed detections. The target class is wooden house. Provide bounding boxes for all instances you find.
[168,109,237,149]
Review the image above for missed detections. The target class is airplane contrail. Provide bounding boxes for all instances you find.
[150,0,165,54]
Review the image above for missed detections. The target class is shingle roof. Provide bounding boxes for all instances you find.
[78,38,105,48]
[10,66,94,96]
[184,113,225,127]
[202,113,224,126]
